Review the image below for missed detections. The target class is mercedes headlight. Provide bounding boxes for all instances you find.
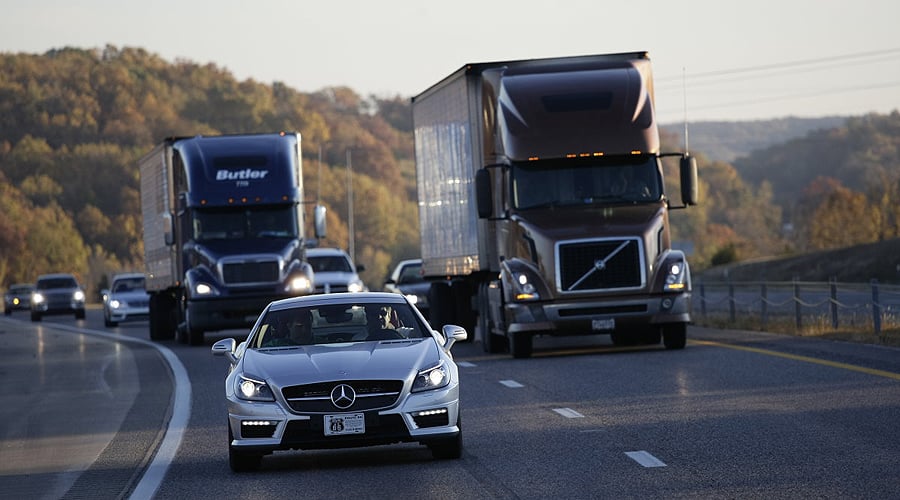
[235,374,275,402]
[411,361,450,393]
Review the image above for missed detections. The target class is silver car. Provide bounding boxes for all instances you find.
[212,291,467,472]
[102,273,150,327]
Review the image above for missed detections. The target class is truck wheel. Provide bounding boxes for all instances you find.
[428,282,452,328]
[31,311,42,322]
[509,331,533,358]
[75,309,86,320]
[149,293,176,341]
[185,308,204,346]
[478,282,506,353]
[663,323,687,350]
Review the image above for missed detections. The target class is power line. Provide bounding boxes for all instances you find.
[656,47,900,84]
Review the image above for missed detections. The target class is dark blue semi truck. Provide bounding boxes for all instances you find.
[139,132,325,345]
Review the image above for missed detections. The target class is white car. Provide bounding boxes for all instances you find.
[102,273,150,327]
[306,247,367,293]
[212,292,467,472]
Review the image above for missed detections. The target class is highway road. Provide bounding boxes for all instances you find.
[2,307,899,499]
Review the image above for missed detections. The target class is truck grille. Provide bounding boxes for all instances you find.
[557,238,643,292]
[222,260,279,284]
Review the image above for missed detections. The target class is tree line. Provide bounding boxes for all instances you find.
[1,45,898,296]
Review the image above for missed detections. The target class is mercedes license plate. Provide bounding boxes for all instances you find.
[592,318,615,331]
[324,413,365,436]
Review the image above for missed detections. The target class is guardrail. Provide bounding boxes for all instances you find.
[694,280,900,342]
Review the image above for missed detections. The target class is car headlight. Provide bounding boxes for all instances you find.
[411,361,450,393]
[234,374,275,402]
[347,279,366,293]
[32,293,45,305]
[109,299,122,309]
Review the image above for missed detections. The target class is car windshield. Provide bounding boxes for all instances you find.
[192,205,298,241]
[113,277,146,293]
[250,301,426,349]
[37,277,77,289]
[308,255,353,273]
[398,263,424,284]
[511,155,663,210]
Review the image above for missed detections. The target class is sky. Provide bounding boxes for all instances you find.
[2,0,899,124]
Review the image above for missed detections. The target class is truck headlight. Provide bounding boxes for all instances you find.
[286,275,312,294]
[195,283,214,295]
[663,260,689,291]
[73,290,85,302]
[32,293,45,305]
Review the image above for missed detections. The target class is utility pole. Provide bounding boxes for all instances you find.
[346,149,355,262]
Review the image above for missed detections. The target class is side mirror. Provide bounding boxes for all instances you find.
[314,204,327,239]
[163,212,175,246]
[475,169,492,219]
[211,337,238,364]
[680,155,699,206]
[441,324,468,351]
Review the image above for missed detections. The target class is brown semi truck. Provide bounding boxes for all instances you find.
[411,52,698,358]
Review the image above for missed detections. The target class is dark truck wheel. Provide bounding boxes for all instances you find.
[509,331,533,358]
[149,293,177,341]
[663,323,687,349]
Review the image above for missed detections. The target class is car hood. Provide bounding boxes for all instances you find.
[313,271,359,285]
[110,290,148,301]
[240,338,440,386]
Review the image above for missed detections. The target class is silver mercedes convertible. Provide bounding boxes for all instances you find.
[212,291,467,472]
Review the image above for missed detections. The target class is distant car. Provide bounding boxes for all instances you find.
[101,273,150,327]
[211,291,467,472]
[306,247,367,294]
[4,283,34,315]
[31,273,86,321]
[383,259,430,318]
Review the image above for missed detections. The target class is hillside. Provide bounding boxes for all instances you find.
[699,238,900,284]
[660,116,847,163]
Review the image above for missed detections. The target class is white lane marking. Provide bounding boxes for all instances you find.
[456,361,476,367]
[625,451,667,467]
[45,323,190,500]
[499,379,524,388]
[553,407,584,418]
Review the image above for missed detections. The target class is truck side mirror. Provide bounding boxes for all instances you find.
[680,155,699,206]
[163,212,175,246]
[314,205,327,238]
[475,169,492,219]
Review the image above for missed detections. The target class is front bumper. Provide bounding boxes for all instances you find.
[188,294,299,332]
[226,382,461,453]
[506,291,691,336]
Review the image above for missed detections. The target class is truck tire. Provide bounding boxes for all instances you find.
[478,282,507,353]
[184,307,205,346]
[428,282,452,329]
[509,331,533,358]
[663,323,687,350]
[31,311,41,322]
[450,280,476,339]
[149,292,177,341]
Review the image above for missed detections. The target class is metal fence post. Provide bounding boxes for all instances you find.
[871,279,882,339]
[794,279,802,329]
[729,283,736,323]
[761,283,768,330]
[700,282,706,318]
[830,278,838,329]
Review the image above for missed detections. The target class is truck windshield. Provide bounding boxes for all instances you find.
[511,156,662,210]
[193,206,298,241]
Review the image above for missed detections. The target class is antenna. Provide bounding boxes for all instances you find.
[682,66,689,153]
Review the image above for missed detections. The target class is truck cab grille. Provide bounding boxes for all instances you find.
[556,238,644,293]
[221,260,279,284]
